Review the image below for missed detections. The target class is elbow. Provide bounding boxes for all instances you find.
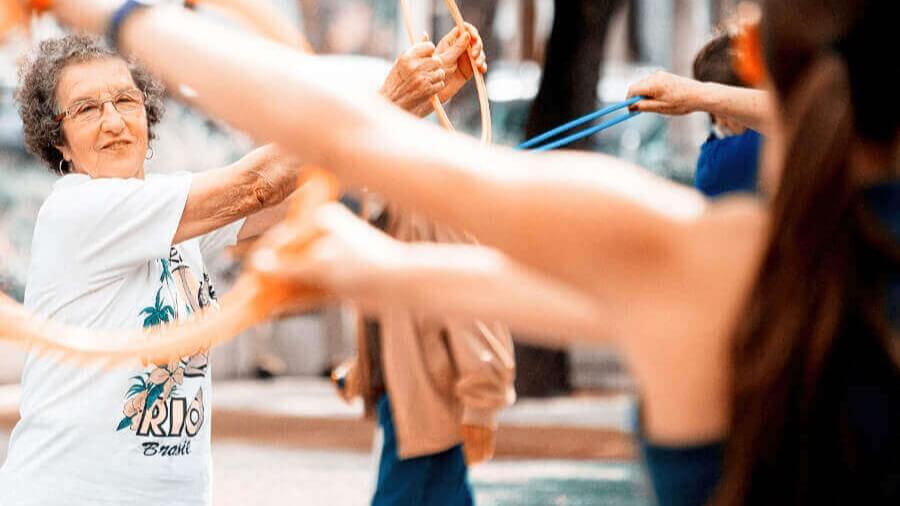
[246,164,293,211]
[251,176,283,209]
[215,171,274,222]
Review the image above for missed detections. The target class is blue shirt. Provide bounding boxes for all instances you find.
[694,130,761,197]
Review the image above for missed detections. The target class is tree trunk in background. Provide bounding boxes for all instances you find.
[517,0,626,398]
[444,0,500,126]
[459,0,501,62]
[524,0,627,150]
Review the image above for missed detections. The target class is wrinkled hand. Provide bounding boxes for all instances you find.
[435,23,487,103]
[461,424,496,465]
[380,37,448,117]
[626,71,704,115]
[251,202,400,301]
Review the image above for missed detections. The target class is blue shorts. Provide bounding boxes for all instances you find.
[372,395,474,506]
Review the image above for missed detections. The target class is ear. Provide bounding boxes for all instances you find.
[54,143,73,164]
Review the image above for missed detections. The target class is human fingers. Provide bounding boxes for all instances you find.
[626,75,657,100]
[426,68,447,85]
[408,40,437,58]
[463,23,480,43]
[468,32,483,60]
[435,25,461,52]
[629,98,669,113]
[475,51,487,73]
[440,28,471,64]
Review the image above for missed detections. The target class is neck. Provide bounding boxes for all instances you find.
[73,165,146,180]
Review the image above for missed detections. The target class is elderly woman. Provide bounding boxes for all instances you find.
[0,34,303,506]
[0,26,484,506]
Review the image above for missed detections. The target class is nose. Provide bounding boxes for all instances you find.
[99,101,126,134]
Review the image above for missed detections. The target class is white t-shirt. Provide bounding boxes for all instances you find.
[0,173,244,506]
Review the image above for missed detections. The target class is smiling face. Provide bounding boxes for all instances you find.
[54,58,149,179]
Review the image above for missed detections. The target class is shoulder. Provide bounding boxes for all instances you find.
[38,175,140,222]
[673,196,769,303]
[631,196,768,312]
[695,195,768,239]
[39,173,192,225]
[677,196,768,264]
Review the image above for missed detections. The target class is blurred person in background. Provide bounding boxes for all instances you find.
[691,31,761,197]
[339,21,512,506]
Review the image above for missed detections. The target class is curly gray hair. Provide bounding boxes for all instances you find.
[15,34,165,175]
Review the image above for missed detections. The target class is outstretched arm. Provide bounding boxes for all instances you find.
[177,144,300,244]
[53,1,704,308]
[253,203,607,342]
[627,71,773,134]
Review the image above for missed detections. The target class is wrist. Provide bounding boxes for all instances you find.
[107,0,159,51]
[693,81,722,115]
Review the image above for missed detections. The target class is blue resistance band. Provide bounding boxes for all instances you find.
[518,96,644,152]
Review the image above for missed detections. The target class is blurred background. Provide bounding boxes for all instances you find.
[1,1,748,504]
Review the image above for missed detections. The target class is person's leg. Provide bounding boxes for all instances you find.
[372,395,431,506]
[422,444,474,506]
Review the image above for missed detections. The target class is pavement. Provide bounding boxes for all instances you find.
[1,377,637,460]
[0,378,649,505]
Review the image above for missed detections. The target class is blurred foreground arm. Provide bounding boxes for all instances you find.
[52,1,732,335]
[252,204,604,342]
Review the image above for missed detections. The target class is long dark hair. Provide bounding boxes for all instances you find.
[719,1,900,504]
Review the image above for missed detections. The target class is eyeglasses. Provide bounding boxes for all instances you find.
[731,2,766,87]
[54,88,145,123]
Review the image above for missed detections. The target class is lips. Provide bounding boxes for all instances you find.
[100,139,132,150]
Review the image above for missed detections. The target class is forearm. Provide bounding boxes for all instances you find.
[695,82,772,134]
[175,146,296,244]
[174,163,258,244]
[367,241,606,343]
[337,125,706,297]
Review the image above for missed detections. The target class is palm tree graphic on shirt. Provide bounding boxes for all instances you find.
[139,286,175,327]
[119,252,211,433]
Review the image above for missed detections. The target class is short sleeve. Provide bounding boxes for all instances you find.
[39,172,192,282]
[198,217,246,258]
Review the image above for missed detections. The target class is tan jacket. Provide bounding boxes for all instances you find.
[349,207,516,459]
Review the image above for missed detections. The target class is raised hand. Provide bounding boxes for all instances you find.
[435,23,487,103]
[380,36,448,117]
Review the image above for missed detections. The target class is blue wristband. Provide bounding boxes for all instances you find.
[107,0,158,51]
